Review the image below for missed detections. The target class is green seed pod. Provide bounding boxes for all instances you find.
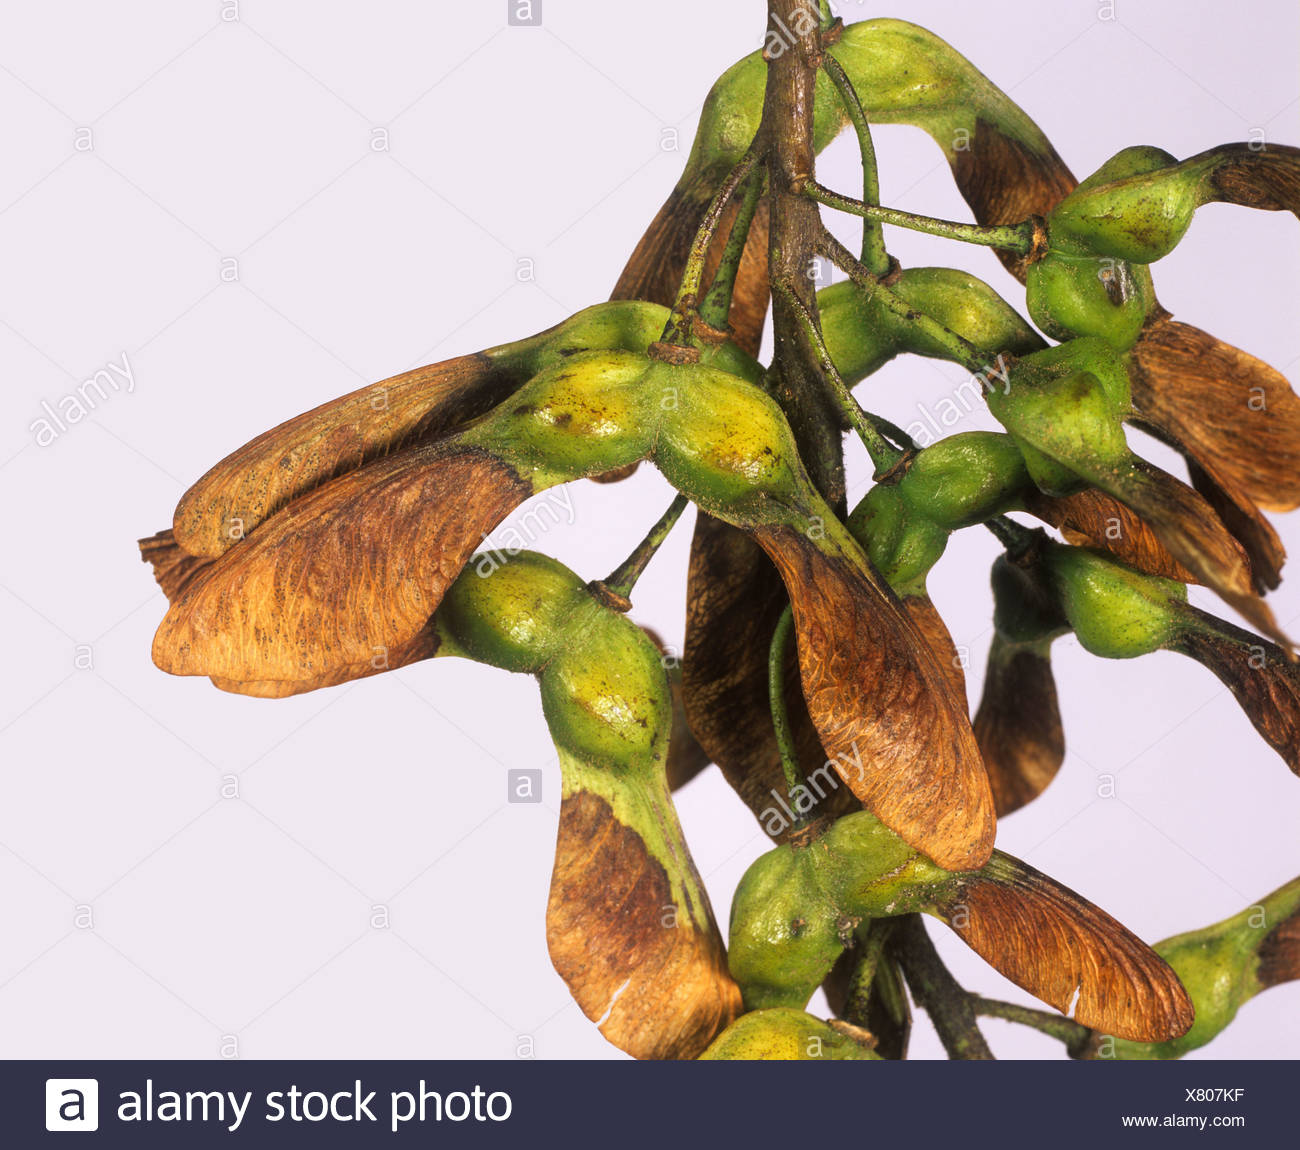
[819,267,1044,385]
[1025,250,1154,350]
[728,810,1193,1042]
[541,612,671,768]
[889,267,1046,363]
[1048,146,1190,263]
[727,843,845,1012]
[460,350,664,484]
[656,363,817,522]
[433,550,578,673]
[846,485,950,596]
[1040,542,1185,660]
[436,551,741,1060]
[698,1008,880,1061]
[845,434,1029,599]
[988,338,1133,497]
[1048,143,1300,265]
[1092,877,1300,1060]
[896,432,1031,530]
[814,811,946,916]
[1076,145,1181,191]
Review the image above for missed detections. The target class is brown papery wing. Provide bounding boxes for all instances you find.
[936,853,1194,1042]
[172,352,521,559]
[152,444,531,693]
[755,525,995,873]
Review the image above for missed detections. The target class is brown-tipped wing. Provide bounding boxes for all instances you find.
[1171,608,1300,777]
[681,517,851,833]
[1130,316,1300,514]
[547,788,742,1060]
[974,636,1065,816]
[172,352,519,559]
[936,853,1194,1042]
[152,444,531,692]
[1024,486,1198,584]
[756,525,995,872]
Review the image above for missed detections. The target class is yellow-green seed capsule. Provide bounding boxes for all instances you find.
[699,1008,880,1061]
[1041,542,1185,659]
[847,485,950,596]
[1048,145,1192,264]
[896,432,1030,531]
[727,844,846,1012]
[1093,877,1300,1059]
[1026,251,1154,350]
[988,339,1133,497]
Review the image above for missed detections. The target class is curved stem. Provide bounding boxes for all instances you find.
[819,56,890,276]
[600,494,690,602]
[772,278,904,473]
[816,227,988,375]
[768,605,806,814]
[662,145,765,345]
[809,182,1036,255]
[699,163,766,331]
[970,996,1092,1054]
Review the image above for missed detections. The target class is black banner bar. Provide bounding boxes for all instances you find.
[17,1059,1287,1147]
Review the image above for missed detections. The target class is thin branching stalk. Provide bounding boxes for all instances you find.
[768,605,807,815]
[809,181,1037,255]
[699,164,767,332]
[819,55,890,275]
[599,494,691,603]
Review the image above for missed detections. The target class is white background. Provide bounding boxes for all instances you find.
[1,0,1297,1060]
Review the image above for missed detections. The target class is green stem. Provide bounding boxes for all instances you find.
[970,996,1092,1054]
[601,494,690,601]
[870,413,920,454]
[816,227,988,375]
[768,605,806,814]
[809,182,1036,255]
[819,57,890,276]
[772,279,904,473]
[699,163,766,331]
[843,920,895,1026]
[892,916,995,1060]
[663,145,765,345]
